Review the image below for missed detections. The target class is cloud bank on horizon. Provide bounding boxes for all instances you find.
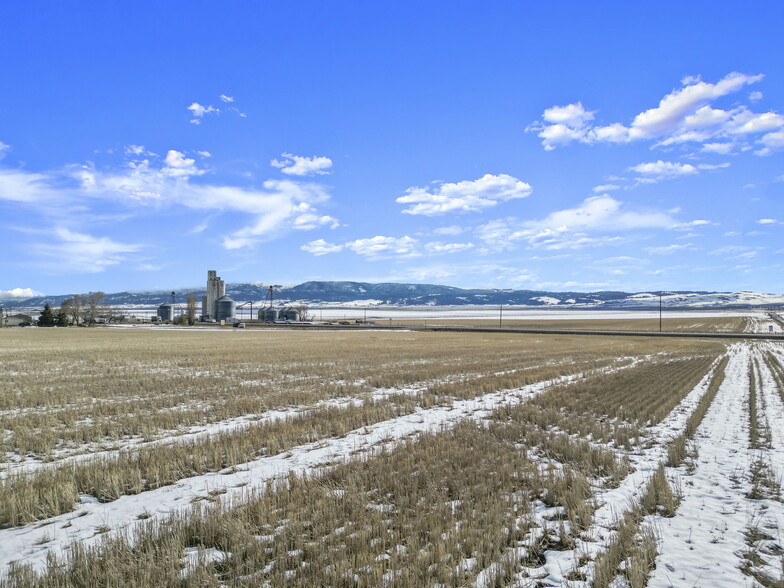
[0,4,781,295]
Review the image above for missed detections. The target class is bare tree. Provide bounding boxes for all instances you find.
[61,295,83,326]
[293,305,312,322]
[186,293,197,326]
[105,308,126,324]
[83,292,106,326]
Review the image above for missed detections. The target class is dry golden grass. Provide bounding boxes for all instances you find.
[0,399,416,527]
[0,329,715,460]
[383,315,749,333]
[508,351,720,450]
[4,418,621,587]
[0,328,727,585]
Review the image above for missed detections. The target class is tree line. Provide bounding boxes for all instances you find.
[36,292,113,327]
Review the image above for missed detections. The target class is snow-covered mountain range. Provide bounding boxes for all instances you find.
[2,281,784,310]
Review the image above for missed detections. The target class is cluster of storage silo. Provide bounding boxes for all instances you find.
[258,306,299,322]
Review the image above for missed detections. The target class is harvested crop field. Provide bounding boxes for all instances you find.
[1,327,782,587]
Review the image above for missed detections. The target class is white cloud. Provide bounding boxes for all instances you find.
[344,236,420,259]
[646,243,695,254]
[627,160,729,183]
[219,94,234,103]
[0,140,8,160]
[397,174,532,216]
[423,241,474,254]
[271,153,333,176]
[301,236,474,260]
[124,145,156,157]
[530,72,784,153]
[197,151,212,158]
[433,225,466,236]
[735,251,758,260]
[629,73,762,138]
[0,287,43,300]
[291,213,340,230]
[758,218,780,224]
[137,263,168,271]
[0,168,62,203]
[592,184,621,193]
[300,239,344,256]
[163,150,204,177]
[629,160,698,178]
[187,102,218,124]
[701,142,734,154]
[33,227,141,273]
[543,102,595,127]
[750,91,764,102]
[710,245,753,256]
[1,151,338,251]
[476,196,678,251]
[756,130,784,156]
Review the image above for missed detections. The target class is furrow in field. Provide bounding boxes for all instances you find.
[498,344,734,587]
[0,358,642,577]
[645,343,784,588]
[1,355,612,478]
[1,355,606,470]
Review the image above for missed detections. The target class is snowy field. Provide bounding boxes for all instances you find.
[330,307,759,321]
[1,327,783,586]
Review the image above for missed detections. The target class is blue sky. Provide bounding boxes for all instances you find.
[1,1,783,298]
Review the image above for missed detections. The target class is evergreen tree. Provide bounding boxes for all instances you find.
[37,304,55,327]
[55,310,69,327]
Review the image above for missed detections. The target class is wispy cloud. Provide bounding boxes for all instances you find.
[475,195,680,251]
[0,149,339,252]
[32,227,142,273]
[645,243,696,255]
[301,236,474,260]
[187,102,218,124]
[187,94,246,124]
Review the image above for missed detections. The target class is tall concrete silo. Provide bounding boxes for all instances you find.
[202,270,226,321]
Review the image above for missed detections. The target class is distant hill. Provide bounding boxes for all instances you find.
[3,281,784,310]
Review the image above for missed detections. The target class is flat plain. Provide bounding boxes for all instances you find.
[1,318,782,587]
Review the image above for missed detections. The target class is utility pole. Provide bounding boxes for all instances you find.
[659,293,662,332]
[499,304,503,329]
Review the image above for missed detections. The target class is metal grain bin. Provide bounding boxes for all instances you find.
[215,295,236,322]
[259,308,279,322]
[157,304,173,322]
[281,307,300,321]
